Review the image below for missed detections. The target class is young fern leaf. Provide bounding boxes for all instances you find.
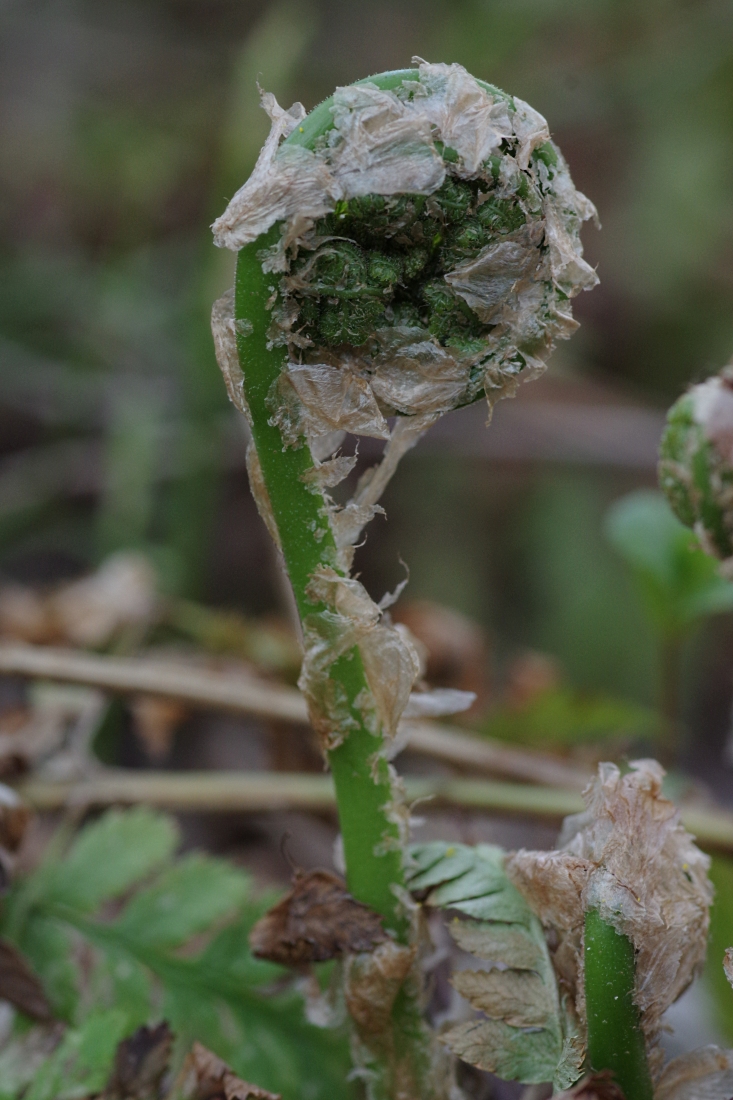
[407,842,582,1089]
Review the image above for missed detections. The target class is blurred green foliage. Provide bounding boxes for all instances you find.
[480,687,659,753]
[604,490,733,747]
[0,807,353,1100]
[606,491,733,639]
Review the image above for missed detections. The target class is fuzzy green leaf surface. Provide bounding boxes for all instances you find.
[111,852,250,948]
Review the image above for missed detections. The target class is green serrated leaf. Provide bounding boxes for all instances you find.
[452,889,534,924]
[411,841,582,1088]
[441,1018,559,1083]
[16,916,78,1021]
[429,880,526,924]
[408,843,509,910]
[113,853,250,948]
[0,808,357,1100]
[449,919,544,970]
[163,984,354,1100]
[452,968,556,1028]
[197,910,284,988]
[406,842,481,890]
[91,946,152,1030]
[41,807,178,913]
[26,1009,129,1100]
[409,843,532,923]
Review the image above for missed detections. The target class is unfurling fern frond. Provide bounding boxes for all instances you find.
[407,841,583,1089]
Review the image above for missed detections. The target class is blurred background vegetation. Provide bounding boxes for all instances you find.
[3,0,733,773]
[2,0,733,1076]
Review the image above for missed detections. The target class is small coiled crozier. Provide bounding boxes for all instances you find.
[660,364,733,571]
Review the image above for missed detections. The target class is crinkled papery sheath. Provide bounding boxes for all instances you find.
[506,760,713,1080]
[212,60,598,449]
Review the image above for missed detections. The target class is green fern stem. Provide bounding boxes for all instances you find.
[584,909,653,1100]
[233,76,448,1100]
[235,226,406,931]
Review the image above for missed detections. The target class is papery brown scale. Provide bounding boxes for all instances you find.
[248,869,387,966]
[179,1041,281,1100]
[103,1021,173,1100]
[555,1072,626,1100]
[343,940,416,1035]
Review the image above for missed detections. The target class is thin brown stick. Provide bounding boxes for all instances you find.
[402,721,590,791]
[0,643,307,722]
[14,769,733,852]
[0,643,592,789]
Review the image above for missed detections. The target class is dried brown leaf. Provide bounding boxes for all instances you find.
[655,1046,733,1100]
[0,786,30,852]
[392,599,490,711]
[245,443,282,551]
[506,760,713,1067]
[0,937,52,1021]
[298,567,420,749]
[248,869,387,966]
[343,940,416,1035]
[503,650,561,710]
[211,288,250,420]
[104,1021,173,1100]
[0,585,55,644]
[131,697,187,761]
[51,553,158,648]
[555,1072,626,1100]
[180,1041,280,1100]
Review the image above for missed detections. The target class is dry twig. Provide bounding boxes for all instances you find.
[0,643,591,789]
[14,769,733,852]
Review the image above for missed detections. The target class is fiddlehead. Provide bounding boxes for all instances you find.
[660,363,733,571]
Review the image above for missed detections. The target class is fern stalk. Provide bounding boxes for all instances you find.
[584,911,653,1099]
[235,223,434,1100]
[234,224,406,929]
